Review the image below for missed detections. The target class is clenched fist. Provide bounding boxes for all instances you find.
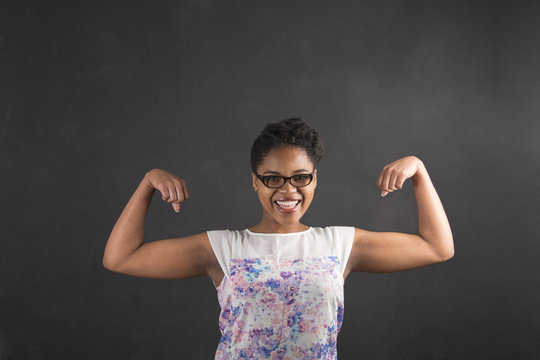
[145,168,189,212]
[377,156,423,197]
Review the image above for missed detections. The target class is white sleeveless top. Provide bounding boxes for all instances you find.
[207,226,355,359]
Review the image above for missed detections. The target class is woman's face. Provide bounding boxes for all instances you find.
[252,146,317,227]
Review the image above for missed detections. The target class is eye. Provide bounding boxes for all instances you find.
[291,174,312,186]
[264,176,284,187]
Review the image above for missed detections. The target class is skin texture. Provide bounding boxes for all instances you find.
[249,146,317,234]
[247,150,454,282]
[103,147,453,288]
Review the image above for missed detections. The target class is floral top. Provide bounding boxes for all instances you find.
[207,226,355,359]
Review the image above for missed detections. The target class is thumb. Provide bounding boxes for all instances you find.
[173,203,181,213]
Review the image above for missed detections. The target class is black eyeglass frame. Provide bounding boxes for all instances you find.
[254,170,316,189]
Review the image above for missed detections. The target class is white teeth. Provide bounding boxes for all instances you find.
[276,200,300,208]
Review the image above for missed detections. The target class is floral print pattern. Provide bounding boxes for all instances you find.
[214,256,345,359]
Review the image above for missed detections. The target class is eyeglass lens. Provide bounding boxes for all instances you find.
[265,174,312,188]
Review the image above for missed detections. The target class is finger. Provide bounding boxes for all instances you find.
[395,174,405,189]
[182,180,189,200]
[167,185,178,202]
[174,183,184,203]
[388,172,399,190]
[160,186,170,201]
[380,169,391,193]
[173,202,180,213]
[377,168,385,188]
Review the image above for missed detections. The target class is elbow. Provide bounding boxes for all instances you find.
[102,255,120,272]
[439,245,455,261]
[442,249,454,261]
[102,258,114,271]
[431,239,454,262]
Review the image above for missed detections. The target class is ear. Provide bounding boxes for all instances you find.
[252,172,258,191]
[313,169,317,190]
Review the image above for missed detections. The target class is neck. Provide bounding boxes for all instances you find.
[249,219,309,234]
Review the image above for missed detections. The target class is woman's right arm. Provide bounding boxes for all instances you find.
[102,169,216,280]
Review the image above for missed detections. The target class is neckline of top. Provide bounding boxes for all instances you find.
[244,227,313,236]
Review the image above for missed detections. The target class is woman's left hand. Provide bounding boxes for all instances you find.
[377,156,423,197]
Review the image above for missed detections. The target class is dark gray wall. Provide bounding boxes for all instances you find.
[2,0,538,359]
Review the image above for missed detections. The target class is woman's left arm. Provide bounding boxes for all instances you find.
[408,158,454,259]
[346,156,454,274]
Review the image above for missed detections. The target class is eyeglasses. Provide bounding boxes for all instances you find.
[255,170,316,189]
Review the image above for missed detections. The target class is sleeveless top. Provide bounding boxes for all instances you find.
[207,226,355,360]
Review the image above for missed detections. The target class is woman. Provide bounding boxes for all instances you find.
[103,117,454,359]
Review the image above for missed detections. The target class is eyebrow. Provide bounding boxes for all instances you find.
[262,169,311,175]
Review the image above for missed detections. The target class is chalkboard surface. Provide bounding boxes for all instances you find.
[1,1,538,359]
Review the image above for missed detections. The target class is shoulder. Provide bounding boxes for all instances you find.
[206,229,244,240]
[205,229,247,251]
[309,226,355,250]
[311,225,355,238]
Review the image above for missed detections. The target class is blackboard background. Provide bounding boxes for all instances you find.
[1,0,539,359]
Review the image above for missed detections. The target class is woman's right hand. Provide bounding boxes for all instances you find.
[144,168,189,213]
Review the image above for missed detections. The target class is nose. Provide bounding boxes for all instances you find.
[279,180,297,192]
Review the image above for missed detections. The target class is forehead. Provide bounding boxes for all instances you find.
[258,146,314,172]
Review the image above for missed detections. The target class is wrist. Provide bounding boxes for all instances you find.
[142,172,155,191]
[412,159,427,184]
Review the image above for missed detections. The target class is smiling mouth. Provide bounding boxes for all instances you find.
[274,200,301,212]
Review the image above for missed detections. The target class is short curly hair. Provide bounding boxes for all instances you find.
[250,117,325,174]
